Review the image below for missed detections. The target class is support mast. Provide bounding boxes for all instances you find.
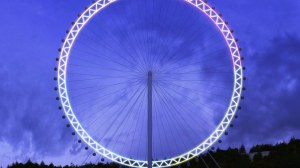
[147,71,153,168]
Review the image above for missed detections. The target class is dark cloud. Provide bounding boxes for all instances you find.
[0,62,73,158]
[223,34,300,148]
[0,0,92,165]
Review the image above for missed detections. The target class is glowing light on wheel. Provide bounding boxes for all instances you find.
[56,0,244,167]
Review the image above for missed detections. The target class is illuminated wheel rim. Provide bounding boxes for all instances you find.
[57,0,244,167]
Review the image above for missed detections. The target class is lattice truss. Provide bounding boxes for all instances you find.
[57,0,244,167]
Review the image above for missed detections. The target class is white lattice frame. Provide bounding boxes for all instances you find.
[57,0,244,167]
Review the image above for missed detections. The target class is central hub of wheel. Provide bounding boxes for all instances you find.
[148,71,152,77]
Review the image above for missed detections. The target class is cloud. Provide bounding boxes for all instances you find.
[0,0,94,166]
[222,34,300,148]
[0,62,73,157]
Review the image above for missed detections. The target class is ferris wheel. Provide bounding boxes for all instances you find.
[55,0,244,167]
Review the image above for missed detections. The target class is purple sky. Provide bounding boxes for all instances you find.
[0,0,300,166]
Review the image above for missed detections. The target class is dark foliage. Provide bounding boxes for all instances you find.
[8,138,300,168]
[8,161,120,168]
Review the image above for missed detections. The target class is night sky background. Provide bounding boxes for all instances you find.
[0,0,300,166]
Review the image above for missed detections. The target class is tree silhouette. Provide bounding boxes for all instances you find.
[7,138,300,168]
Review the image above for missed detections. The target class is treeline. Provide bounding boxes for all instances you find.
[187,137,300,168]
[8,161,119,168]
[8,138,300,168]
